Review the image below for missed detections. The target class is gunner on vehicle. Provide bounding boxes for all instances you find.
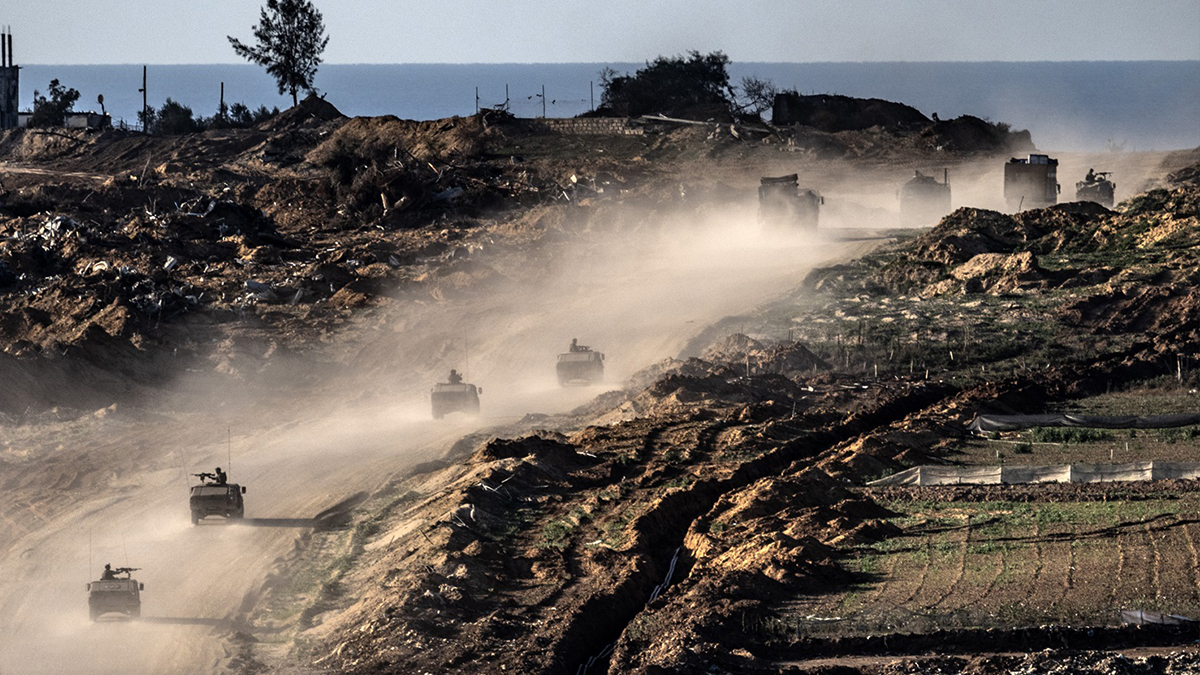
[448,369,463,384]
[101,563,117,580]
[214,467,227,485]
[1085,168,1096,182]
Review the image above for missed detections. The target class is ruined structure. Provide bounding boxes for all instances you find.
[0,29,17,131]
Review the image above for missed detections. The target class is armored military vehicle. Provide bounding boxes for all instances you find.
[1075,169,1115,208]
[1004,154,1059,211]
[557,339,604,386]
[431,369,481,419]
[87,566,144,621]
[899,169,952,225]
[189,471,246,524]
[758,174,822,229]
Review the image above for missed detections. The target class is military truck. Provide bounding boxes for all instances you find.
[899,169,952,225]
[1004,154,1059,211]
[189,474,246,524]
[1075,169,1115,208]
[758,174,822,229]
[557,342,604,386]
[87,567,144,621]
[431,369,481,419]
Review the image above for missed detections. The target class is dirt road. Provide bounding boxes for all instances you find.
[0,209,883,674]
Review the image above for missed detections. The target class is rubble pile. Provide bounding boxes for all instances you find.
[290,167,1200,674]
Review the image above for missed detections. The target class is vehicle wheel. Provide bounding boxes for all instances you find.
[191,511,200,525]
[130,606,140,619]
[89,607,99,622]
[232,508,244,519]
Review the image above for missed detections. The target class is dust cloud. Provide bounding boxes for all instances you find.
[5,146,1180,670]
[0,194,885,674]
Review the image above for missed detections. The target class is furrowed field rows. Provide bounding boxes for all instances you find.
[782,498,1200,636]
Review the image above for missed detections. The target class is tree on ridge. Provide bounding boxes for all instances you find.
[228,0,329,107]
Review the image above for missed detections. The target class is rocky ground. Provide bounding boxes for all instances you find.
[271,156,1197,672]
[2,98,1198,674]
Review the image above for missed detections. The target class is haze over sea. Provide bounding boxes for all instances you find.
[17,61,1200,152]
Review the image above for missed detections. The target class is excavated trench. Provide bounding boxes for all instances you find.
[559,381,962,673]
[560,319,1194,672]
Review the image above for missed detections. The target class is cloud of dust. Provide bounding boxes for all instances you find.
[0,182,926,675]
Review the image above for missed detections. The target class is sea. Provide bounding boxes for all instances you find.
[15,61,1200,153]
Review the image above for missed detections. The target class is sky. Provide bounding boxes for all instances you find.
[3,0,1198,64]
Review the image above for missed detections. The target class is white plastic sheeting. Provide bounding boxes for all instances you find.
[868,461,1200,486]
[967,413,1199,433]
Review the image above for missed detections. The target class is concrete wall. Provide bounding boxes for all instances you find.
[529,118,644,136]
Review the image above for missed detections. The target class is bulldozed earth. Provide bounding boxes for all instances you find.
[1,97,1199,674]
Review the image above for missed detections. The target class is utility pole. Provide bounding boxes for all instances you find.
[475,86,479,114]
[138,65,148,132]
[590,81,594,111]
[541,84,546,118]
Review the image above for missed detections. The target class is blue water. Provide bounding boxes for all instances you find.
[15,61,1200,152]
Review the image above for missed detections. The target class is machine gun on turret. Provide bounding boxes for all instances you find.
[89,566,145,620]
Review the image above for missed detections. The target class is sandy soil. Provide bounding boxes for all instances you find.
[0,202,882,674]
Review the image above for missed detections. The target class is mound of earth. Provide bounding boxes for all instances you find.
[258,91,345,131]
[772,93,930,133]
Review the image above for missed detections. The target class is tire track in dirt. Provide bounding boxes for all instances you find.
[963,519,1008,616]
[1106,517,1129,612]
[1181,520,1200,606]
[1145,517,1199,612]
[902,521,967,614]
[926,519,970,612]
[1119,517,1155,613]
[1045,522,1077,620]
[854,528,927,621]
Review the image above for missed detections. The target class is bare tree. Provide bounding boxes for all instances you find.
[228,0,329,107]
[738,76,780,122]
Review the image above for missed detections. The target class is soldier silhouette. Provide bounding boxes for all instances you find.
[101,564,117,580]
[448,369,463,384]
[1085,168,1096,182]
[214,467,227,485]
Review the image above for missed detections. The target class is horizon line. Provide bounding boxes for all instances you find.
[16,58,1200,67]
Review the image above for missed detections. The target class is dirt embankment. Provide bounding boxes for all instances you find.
[264,163,1200,674]
[4,98,1198,673]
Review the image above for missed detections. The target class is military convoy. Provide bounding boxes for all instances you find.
[899,169,952,225]
[431,369,482,419]
[189,469,246,524]
[758,174,822,229]
[1075,169,1115,208]
[557,339,604,386]
[1003,153,1059,211]
[88,565,144,621]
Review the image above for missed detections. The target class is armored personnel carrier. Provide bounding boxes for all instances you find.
[189,471,246,524]
[557,339,604,386]
[87,566,144,621]
[1075,169,1115,208]
[899,169,951,225]
[1004,154,1059,211]
[758,174,822,229]
[431,369,481,419]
